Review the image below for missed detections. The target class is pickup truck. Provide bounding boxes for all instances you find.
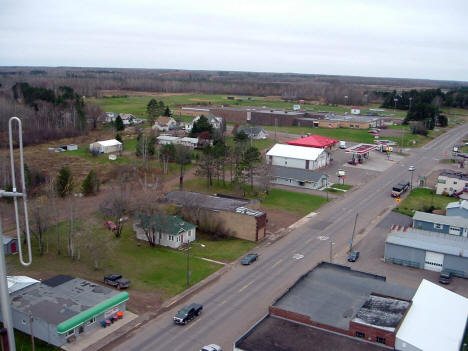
[104,274,131,289]
[174,303,203,325]
[391,182,410,197]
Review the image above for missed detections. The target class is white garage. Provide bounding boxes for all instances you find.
[266,144,330,171]
[424,251,444,272]
[89,139,122,154]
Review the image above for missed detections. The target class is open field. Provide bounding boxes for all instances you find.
[394,188,455,216]
[224,136,276,151]
[89,94,409,118]
[181,178,328,216]
[6,216,256,304]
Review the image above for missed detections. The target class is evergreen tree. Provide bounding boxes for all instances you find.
[81,170,100,196]
[190,115,213,137]
[56,166,73,197]
[115,133,123,143]
[164,106,171,117]
[115,115,125,131]
[146,99,158,126]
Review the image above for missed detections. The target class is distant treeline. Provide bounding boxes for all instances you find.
[0,66,466,106]
[377,88,468,110]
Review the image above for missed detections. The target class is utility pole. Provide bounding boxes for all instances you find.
[349,213,359,252]
[186,240,191,287]
[329,240,334,263]
[274,118,278,142]
[29,312,35,351]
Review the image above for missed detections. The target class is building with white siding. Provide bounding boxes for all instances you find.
[266,144,330,170]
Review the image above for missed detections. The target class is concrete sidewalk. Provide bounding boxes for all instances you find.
[62,311,138,351]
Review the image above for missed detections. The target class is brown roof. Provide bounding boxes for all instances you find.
[155,116,173,126]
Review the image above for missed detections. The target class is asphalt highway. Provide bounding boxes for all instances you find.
[111,124,468,351]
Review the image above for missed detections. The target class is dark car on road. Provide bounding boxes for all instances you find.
[174,303,203,325]
[439,271,452,284]
[241,253,259,265]
[104,274,131,289]
[347,251,360,262]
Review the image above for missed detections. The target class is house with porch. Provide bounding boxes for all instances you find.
[133,214,196,249]
[436,171,468,195]
[152,116,177,132]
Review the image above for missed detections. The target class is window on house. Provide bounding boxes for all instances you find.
[376,337,386,344]
[86,317,96,326]
[438,179,446,184]
[168,235,174,241]
[355,331,365,338]
[454,181,458,185]
[434,223,443,229]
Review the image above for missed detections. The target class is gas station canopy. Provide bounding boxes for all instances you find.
[345,143,379,154]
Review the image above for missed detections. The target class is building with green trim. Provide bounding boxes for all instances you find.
[3,275,129,347]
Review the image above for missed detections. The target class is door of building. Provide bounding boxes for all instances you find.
[424,251,444,272]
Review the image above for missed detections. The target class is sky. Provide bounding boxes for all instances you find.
[1,0,467,81]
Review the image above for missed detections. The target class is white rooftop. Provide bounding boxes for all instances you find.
[94,139,122,147]
[157,135,180,141]
[396,279,468,351]
[7,276,40,294]
[266,144,324,161]
[447,200,468,210]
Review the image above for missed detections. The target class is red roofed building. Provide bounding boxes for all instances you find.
[287,135,339,150]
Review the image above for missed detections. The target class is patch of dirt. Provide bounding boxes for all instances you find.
[262,207,300,234]
[125,290,164,314]
[379,128,405,138]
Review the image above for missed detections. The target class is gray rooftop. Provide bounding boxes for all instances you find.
[386,227,468,257]
[324,113,379,123]
[413,211,468,228]
[272,263,415,331]
[165,191,264,216]
[272,166,328,182]
[236,315,388,351]
[238,125,266,135]
[256,109,304,116]
[446,200,468,210]
[10,276,119,326]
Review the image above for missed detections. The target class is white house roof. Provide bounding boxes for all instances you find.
[446,200,468,210]
[157,135,180,141]
[396,279,468,351]
[179,137,198,143]
[266,144,324,161]
[95,139,122,147]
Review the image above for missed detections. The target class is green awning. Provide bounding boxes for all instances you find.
[56,291,129,334]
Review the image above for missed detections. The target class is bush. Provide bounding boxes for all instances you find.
[81,170,99,196]
[56,166,73,197]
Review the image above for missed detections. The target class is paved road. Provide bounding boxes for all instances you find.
[110,124,468,351]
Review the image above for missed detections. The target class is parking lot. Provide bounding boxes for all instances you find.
[334,210,468,297]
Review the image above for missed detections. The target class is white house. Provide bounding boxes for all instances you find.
[185,113,223,133]
[133,214,196,249]
[178,137,199,149]
[238,126,268,140]
[89,139,122,154]
[118,113,135,125]
[156,135,180,145]
[436,171,468,195]
[105,112,117,123]
[350,106,361,115]
[266,144,330,170]
[396,279,468,351]
[152,116,177,132]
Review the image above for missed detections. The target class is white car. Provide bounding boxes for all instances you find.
[200,344,222,351]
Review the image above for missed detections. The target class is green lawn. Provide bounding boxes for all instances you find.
[7,218,223,297]
[89,94,409,119]
[189,233,256,262]
[441,107,468,116]
[324,187,342,194]
[181,178,328,216]
[224,136,276,151]
[0,327,59,351]
[331,183,353,190]
[394,188,455,217]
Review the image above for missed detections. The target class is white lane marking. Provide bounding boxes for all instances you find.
[186,318,201,330]
[292,253,304,260]
[317,236,329,241]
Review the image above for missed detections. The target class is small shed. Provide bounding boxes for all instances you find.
[351,107,361,115]
[3,236,17,255]
[89,139,122,154]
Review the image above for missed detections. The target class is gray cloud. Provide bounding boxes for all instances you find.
[1,0,467,80]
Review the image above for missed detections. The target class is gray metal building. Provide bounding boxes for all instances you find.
[446,200,468,218]
[385,226,468,277]
[1,275,128,347]
[271,166,328,190]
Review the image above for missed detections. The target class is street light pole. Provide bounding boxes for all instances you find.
[409,165,416,191]
[349,213,359,253]
[329,240,335,263]
[393,98,398,112]
[186,240,191,287]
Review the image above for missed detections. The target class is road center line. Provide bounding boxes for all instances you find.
[305,237,314,244]
[238,281,254,293]
[186,318,201,330]
[271,259,283,268]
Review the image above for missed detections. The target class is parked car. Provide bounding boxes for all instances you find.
[241,253,259,265]
[439,271,452,285]
[368,129,380,134]
[104,221,117,231]
[347,251,360,262]
[339,141,346,149]
[200,345,222,351]
[391,181,410,197]
[104,274,131,289]
[174,303,203,325]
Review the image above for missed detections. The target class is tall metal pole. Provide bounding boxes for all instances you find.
[0,218,15,351]
[186,241,190,287]
[329,241,334,263]
[349,213,359,252]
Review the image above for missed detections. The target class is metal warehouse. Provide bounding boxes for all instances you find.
[384,226,468,277]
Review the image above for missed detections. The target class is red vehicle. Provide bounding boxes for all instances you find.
[104,221,117,231]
